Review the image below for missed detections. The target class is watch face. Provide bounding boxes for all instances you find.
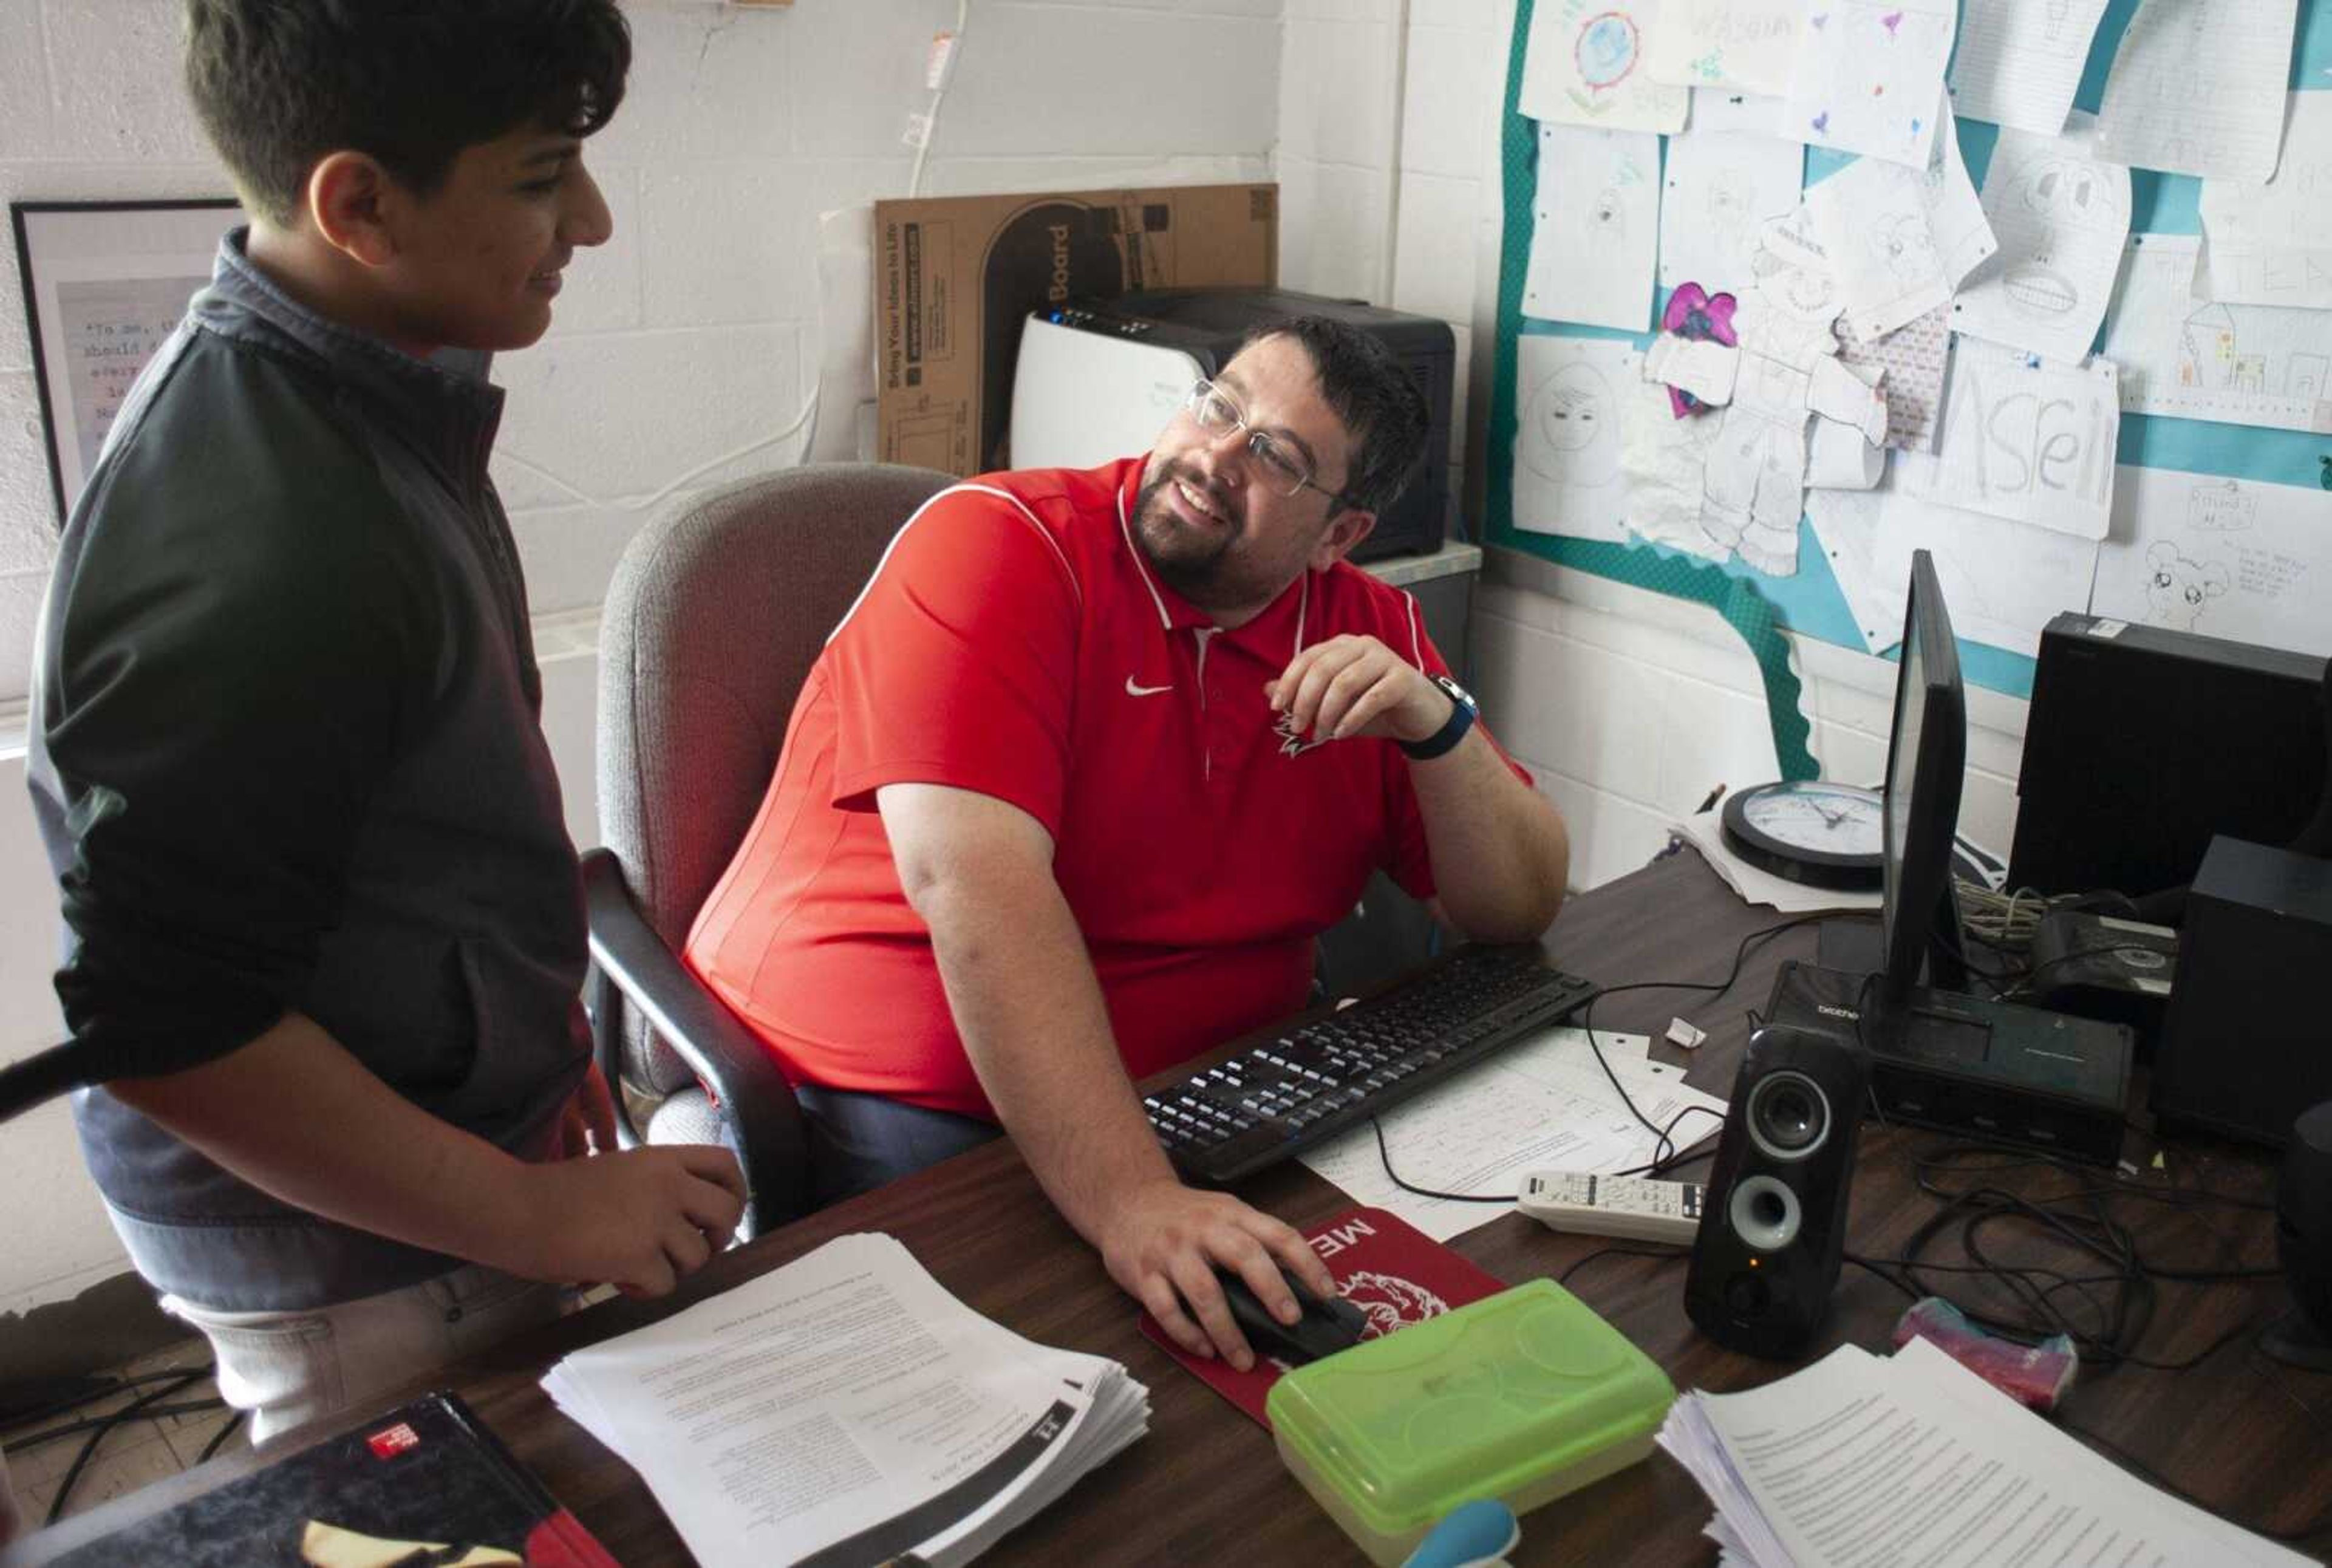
[1720,782,1884,890]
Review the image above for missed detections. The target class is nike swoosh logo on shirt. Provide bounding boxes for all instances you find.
[1125,677,1173,697]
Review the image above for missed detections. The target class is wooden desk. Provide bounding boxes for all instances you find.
[12,851,2328,1564]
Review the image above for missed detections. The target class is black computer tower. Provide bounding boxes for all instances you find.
[2008,614,2328,902]
[2152,837,2332,1147]
[1051,288,1452,563]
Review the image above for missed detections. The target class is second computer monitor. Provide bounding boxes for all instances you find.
[1879,550,1968,1012]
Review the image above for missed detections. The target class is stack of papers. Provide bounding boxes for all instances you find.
[544,1233,1148,1568]
[1659,1337,2309,1566]
[1299,1026,1727,1242]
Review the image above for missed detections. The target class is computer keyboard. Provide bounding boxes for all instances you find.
[1145,945,1598,1185]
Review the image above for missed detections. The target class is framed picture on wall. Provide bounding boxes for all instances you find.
[10,198,244,523]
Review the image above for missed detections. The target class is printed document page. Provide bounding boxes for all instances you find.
[544,1233,1147,1568]
[1300,1027,1727,1241]
[1663,1341,2311,1567]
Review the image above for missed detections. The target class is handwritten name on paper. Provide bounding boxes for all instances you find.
[1892,340,2119,539]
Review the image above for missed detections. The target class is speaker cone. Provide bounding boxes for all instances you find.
[1746,1070,1830,1162]
[1728,1174,1802,1251]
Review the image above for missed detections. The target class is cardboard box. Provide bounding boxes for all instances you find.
[873,182,1277,476]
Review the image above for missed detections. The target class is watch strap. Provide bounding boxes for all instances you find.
[1400,675,1476,761]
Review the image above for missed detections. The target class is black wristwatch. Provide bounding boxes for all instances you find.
[1399,673,1478,760]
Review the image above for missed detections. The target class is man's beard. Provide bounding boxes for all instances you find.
[1132,463,1244,607]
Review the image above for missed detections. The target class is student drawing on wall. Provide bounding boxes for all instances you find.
[1590,186,1629,244]
[2000,151,2127,325]
[1522,359,1619,489]
[2144,540,2230,632]
[1570,11,1645,112]
[2184,477,2255,534]
[2178,307,2269,395]
[1870,211,1940,284]
[1701,174,1769,279]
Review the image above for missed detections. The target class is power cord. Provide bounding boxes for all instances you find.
[1840,1140,2281,1372]
[1955,881,2144,955]
[2,1362,245,1525]
[1367,912,1866,1199]
[27,1368,218,1526]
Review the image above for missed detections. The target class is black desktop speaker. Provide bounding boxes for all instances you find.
[2151,836,2332,1145]
[2266,1099,2332,1371]
[2008,615,2327,905]
[1685,1025,1871,1359]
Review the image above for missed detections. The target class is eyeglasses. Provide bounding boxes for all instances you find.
[1184,380,1353,506]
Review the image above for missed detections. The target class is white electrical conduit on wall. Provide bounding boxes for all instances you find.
[500,2,981,511]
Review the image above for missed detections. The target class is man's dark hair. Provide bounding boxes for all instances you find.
[1245,316,1431,517]
[185,0,632,227]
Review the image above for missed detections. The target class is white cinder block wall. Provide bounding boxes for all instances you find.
[0,0,1277,1321]
[1278,0,2030,895]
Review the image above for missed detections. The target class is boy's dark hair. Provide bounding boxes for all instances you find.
[185,0,632,227]
[1246,316,1431,517]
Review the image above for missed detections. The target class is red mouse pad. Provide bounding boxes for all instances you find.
[1137,1205,1507,1428]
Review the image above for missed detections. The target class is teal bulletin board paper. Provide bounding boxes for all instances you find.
[1493,0,2332,742]
[1492,0,1820,781]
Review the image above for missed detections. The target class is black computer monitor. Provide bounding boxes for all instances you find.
[1878,550,1968,1012]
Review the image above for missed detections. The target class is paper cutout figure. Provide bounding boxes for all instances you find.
[1514,336,1639,542]
[1951,113,2131,364]
[1661,284,1739,416]
[1642,206,1889,577]
[1623,376,1730,560]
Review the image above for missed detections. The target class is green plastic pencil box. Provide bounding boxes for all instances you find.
[1266,1279,1676,1566]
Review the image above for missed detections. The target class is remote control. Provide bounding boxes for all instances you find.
[1517,1171,1705,1244]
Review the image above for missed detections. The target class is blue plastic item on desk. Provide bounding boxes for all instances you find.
[1400,1499,1520,1568]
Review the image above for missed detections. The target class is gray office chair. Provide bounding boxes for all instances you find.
[585,462,952,1239]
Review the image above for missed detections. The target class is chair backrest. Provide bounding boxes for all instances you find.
[596,462,953,1092]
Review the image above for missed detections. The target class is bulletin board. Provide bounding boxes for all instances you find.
[1488,0,2332,782]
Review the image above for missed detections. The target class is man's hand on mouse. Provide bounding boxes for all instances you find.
[1097,1179,1336,1371]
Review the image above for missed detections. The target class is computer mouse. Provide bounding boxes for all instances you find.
[1215,1269,1369,1365]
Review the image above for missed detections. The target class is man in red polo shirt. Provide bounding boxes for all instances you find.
[687,318,1570,1368]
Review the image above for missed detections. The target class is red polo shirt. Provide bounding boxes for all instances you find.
[683,457,1530,1119]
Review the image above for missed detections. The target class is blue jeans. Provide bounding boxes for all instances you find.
[796,1085,1002,1206]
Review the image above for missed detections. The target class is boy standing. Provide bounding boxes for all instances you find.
[23,1,744,1444]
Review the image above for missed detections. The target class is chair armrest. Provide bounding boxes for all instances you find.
[580,848,813,1232]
